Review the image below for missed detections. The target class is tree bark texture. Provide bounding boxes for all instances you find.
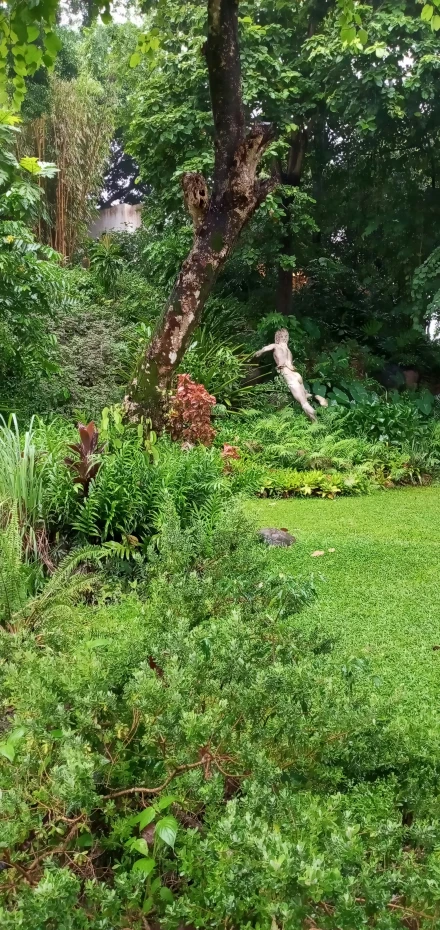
[124,0,276,423]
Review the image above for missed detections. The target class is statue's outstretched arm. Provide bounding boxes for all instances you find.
[254,343,275,358]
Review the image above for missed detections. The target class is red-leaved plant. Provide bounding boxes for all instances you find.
[220,443,241,473]
[169,374,216,447]
[65,422,103,494]
[221,444,240,460]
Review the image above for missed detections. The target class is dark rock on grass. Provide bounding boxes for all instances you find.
[258,528,296,547]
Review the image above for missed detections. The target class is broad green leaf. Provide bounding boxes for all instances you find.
[82,638,108,649]
[0,741,15,762]
[27,25,40,42]
[330,387,350,405]
[340,25,356,44]
[130,52,141,68]
[19,156,42,175]
[8,728,25,744]
[0,728,26,758]
[358,28,368,44]
[138,806,157,829]
[142,895,154,914]
[155,794,177,811]
[44,32,62,56]
[349,383,368,403]
[13,58,28,77]
[42,53,55,69]
[431,13,440,28]
[156,815,178,848]
[159,886,174,904]
[25,46,43,66]
[35,161,58,178]
[131,838,151,856]
[0,111,20,124]
[132,856,156,876]
[421,4,434,20]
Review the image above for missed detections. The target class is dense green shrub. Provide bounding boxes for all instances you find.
[0,113,63,414]
[2,501,440,927]
[48,268,142,418]
[341,392,436,444]
[180,328,252,406]
[88,234,124,294]
[69,431,228,543]
[259,465,369,498]
[216,403,440,492]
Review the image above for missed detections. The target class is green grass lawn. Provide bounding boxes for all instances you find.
[249,488,440,728]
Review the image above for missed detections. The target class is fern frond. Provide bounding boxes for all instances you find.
[0,507,28,626]
[72,496,101,538]
[18,545,110,629]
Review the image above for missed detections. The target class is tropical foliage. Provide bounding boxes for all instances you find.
[0,110,62,409]
[1,1,440,928]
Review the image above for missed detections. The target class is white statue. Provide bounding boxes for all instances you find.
[254,328,328,422]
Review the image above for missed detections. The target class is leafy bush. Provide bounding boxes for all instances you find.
[88,234,124,294]
[2,501,440,927]
[72,433,228,542]
[49,267,141,419]
[215,404,440,493]
[341,392,435,444]
[0,112,62,412]
[181,328,251,406]
[259,466,369,498]
[169,374,216,447]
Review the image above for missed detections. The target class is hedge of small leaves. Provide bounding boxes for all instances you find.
[1,501,440,928]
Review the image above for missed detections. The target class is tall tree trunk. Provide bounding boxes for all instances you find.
[275,0,324,316]
[276,129,308,317]
[311,107,327,248]
[124,0,276,424]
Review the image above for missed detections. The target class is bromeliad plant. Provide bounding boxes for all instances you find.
[65,422,103,495]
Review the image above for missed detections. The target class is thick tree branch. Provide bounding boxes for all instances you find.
[276,127,308,316]
[206,0,245,192]
[125,0,278,425]
[285,127,309,185]
[181,172,209,230]
[256,171,279,207]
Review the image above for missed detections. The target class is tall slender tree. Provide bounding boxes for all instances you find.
[124,0,278,422]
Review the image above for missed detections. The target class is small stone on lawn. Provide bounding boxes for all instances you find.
[258,528,296,547]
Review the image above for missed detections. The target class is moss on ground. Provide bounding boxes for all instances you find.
[249,487,440,731]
